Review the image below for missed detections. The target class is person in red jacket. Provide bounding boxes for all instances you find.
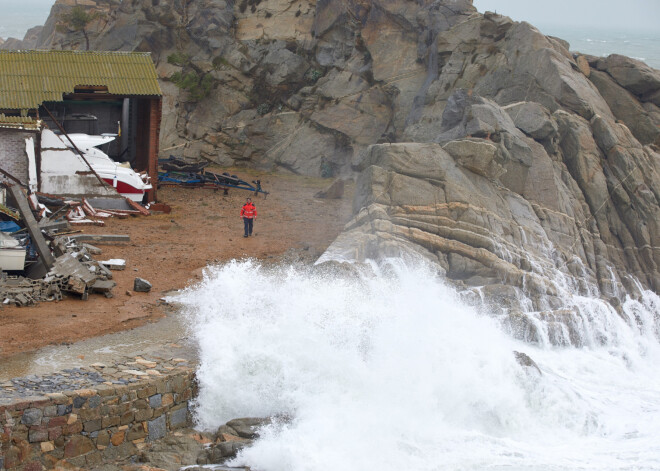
[240,197,257,237]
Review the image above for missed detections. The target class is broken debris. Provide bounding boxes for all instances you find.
[0,185,144,305]
[100,259,126,271]
[81,243,102,255]
[134,277,152,293]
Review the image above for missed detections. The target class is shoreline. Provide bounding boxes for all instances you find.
[0,169,354,469]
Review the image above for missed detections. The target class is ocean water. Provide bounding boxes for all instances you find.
[537,24,660,69]
[172,258,660,471]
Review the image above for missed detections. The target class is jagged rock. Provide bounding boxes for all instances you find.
[315,179,345,199]
[513,351,542,374]
[442,139,504,180]
[134,278,152,293]
[235,0,315,42]
[504,102,559,140]
[309,87,393,146]
[588,69,660,146]
[576,54,591,77]
[437,90,522,142]
[501,311,541,344]
[31,0,657,180]
[261,46,310,87]
[316,69,370,100]
[0,26,42,50]
[203,440,249,463]
[319,109,660,315]
[311,260,370,280]
[225,417,271,439]
[266,122,351,176]
[214,424,239,439]
[595,54,660,97]
[137,432,208,470]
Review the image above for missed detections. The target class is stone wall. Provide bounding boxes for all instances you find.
[0,128,36,187]
[0,367,196,470]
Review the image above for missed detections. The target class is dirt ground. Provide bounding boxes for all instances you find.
[0,169,354,359]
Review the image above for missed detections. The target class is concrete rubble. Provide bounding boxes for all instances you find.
[0,235,119,305]
[100,259,126,271]
[0,184,143,306]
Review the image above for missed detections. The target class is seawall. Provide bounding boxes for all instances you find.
[0,357,197,470]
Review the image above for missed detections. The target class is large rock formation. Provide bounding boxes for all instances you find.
[0,26,43,50]
[17,0,660,330]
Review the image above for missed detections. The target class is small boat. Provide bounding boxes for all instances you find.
[62,133,152,202]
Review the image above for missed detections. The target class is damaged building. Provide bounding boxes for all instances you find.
[0,50,163,304]
[0,49,162,202]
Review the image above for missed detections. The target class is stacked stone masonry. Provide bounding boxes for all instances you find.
[0,359,196,470]
[0,128,35,186]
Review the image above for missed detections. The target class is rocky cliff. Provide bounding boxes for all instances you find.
[10,0,660,336]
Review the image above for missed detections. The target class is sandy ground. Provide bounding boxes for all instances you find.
[0,169,354,360]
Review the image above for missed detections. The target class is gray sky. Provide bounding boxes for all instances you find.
[0,0,56,39]
[472,0,660,32]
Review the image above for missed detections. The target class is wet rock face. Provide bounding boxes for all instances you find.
[320,87,660,313]
[192,417,274,467]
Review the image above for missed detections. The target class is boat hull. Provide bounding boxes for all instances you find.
[101,177,148,202]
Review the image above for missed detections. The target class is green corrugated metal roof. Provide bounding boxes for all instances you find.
[0,50,162,110]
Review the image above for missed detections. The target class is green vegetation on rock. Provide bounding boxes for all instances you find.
[56,6,105,50]
[168,52,216,101]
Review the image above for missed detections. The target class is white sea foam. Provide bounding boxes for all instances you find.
[172,258,660,471]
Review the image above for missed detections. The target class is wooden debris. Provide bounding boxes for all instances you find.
[7,184,56,270]
[126,197,151,216]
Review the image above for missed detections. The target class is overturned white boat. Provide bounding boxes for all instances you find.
[39,129,152,202]
[63,133,152,202]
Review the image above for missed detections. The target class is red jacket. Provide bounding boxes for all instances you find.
[240,202,257,219]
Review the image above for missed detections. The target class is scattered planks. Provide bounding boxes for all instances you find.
[62,197,149,226]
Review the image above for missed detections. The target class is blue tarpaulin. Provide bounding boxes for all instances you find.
[0,221,21,233]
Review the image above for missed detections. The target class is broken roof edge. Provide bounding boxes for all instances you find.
[0,114,42,131]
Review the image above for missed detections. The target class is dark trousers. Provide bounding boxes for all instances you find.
[243,217,254,236]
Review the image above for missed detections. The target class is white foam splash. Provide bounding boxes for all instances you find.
[172,258,660,470]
